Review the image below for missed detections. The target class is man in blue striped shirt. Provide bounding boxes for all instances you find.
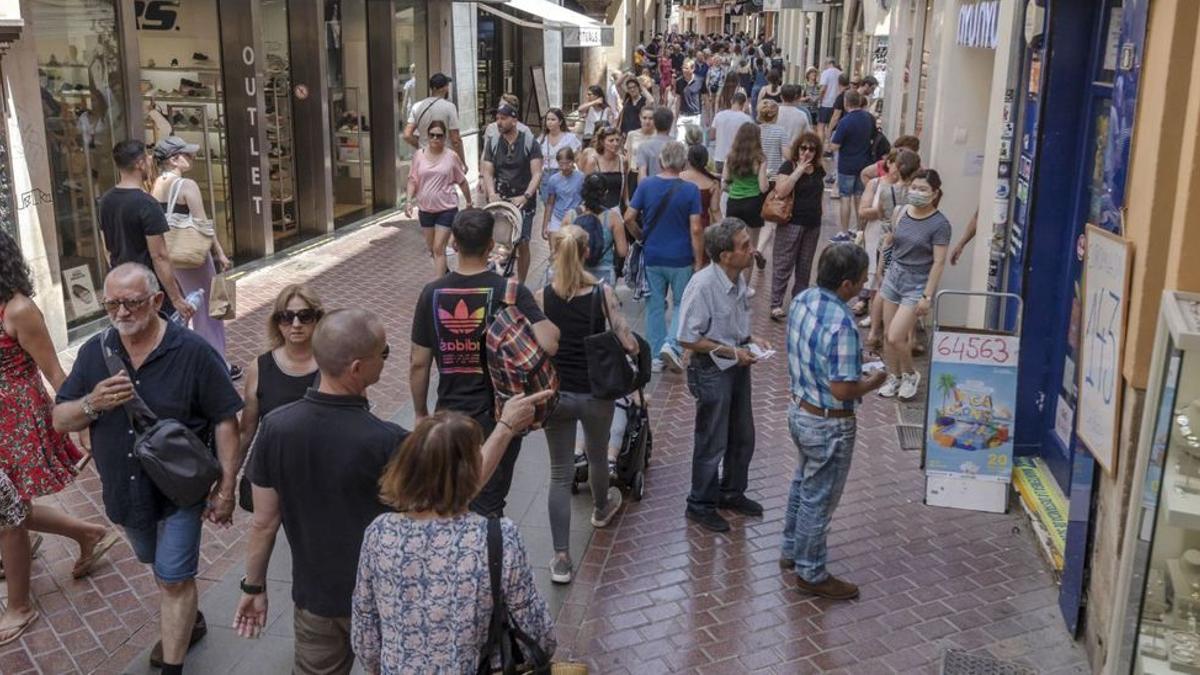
[780,244,886,600]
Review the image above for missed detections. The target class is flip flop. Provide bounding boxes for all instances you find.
[0,611,39,646]
[72,530,120,579]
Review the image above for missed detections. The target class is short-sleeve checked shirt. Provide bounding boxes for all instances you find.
[787,287,862,411]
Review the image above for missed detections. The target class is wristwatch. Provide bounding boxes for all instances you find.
[81,395,101,421]
[240,577,265,595]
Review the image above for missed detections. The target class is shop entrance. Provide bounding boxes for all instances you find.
[327,0,373,228]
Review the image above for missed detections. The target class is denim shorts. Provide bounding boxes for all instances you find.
[881,264,928,307]
[418,207,457,229]
[123,502,205,583]
[837,173,865,197]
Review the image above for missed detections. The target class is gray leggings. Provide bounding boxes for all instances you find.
[545,390,615,553]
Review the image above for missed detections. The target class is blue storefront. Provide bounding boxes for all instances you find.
[1000,0,1148,634]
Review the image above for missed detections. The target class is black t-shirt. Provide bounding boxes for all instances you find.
[675,76,704,116]
[249,390,407,618]
[833,91,847,115]
[411,271,547,420]
[777,161,826,227]
[482,131,544,199]
[671,52,685,71]
[99,187,170,270]
[619,94,648,133]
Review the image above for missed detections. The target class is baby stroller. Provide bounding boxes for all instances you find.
[483,200,523,278]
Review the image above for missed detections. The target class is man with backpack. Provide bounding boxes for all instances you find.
[481,102,544,284]
[410,209,560,518]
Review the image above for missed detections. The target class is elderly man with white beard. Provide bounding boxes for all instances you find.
[53,262,243,674]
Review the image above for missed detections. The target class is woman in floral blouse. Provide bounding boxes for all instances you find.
[351,412,555,673]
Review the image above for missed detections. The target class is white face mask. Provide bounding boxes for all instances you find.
[907,191,934,207]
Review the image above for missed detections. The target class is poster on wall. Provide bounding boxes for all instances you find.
[924,329,1019,483]
[62,265,99,319]
[1076,224,1133,474]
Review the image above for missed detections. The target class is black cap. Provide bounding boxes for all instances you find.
[429,73,452,89]
[496,103,519,119]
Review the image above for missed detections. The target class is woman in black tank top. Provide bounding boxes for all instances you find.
[534,225,639,584]
[236,284,324,511]
[584,127,627,210]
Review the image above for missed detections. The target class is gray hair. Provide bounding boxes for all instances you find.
[659,140,688,172]
[704,217,747,262]
[106,262,160,293]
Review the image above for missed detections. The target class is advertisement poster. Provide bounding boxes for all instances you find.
[925,330,1020,482]
[62,265,99,319]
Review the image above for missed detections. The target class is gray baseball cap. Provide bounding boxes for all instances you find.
[153,136,201,161]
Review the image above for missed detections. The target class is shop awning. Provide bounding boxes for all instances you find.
[478,0,614,46]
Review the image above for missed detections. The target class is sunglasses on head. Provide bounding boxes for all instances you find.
[274,309,322,325]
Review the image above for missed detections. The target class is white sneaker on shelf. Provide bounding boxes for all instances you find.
[898,371,921,400]
[878,374,900,398]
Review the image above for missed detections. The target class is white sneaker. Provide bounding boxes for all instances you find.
[651,359,664,374]
[858,316,872,328]
[878,374,900,398]
[898,371,921,400]
[659,347,683,372]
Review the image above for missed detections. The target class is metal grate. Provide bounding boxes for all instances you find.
[940,649,1036,675]
[897,424,924,451]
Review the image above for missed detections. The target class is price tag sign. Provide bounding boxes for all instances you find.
[924,330,1020,482]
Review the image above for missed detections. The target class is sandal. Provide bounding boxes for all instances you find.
[770,307,786,322]
[0,610,39,646]
[72,530,120,579]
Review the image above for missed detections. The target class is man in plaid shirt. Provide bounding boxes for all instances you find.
[780,244,886,600]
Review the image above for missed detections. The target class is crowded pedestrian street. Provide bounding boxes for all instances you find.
[1,1,1199,674]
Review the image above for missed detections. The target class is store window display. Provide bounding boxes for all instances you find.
[263,0,300,245]
[1117,293,1200,673]
[395,1,428,191]
[327,0,373,226]
[34,0,129,328]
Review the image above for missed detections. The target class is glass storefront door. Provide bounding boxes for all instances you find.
[34,0,128,327]
[395,0,427,195]
[263,0,300,246]
[326,0,372,227]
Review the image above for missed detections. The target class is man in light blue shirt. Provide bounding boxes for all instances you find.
[781,243,886,600]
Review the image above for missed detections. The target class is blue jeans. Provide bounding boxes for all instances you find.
[780,404,858,583]
[645,264,693,357]
[123,502,205,583]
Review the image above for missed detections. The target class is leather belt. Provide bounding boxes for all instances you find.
[793,395,855,418]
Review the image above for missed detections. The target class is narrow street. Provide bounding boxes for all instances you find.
[0,203,1086,673]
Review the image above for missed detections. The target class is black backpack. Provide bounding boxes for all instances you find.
[870,118,891,162]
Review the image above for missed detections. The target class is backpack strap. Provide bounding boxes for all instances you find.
[503,278,519,306]
[477,516,505,675]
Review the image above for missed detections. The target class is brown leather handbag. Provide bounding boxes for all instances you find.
[761,186,793,224]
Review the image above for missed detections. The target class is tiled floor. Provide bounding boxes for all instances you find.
[0,203,1092,673]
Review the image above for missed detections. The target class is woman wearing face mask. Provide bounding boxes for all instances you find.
[860,149,920,352]
[541,148,585,245]
[877,169,951,401]
[150,136,237,376]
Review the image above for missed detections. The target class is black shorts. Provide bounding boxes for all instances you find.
[818,106,835,124]
[726,194,765,229]
[418,207,457,229]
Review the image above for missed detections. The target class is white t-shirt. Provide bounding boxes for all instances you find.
[407,97,461,148]
[776,105,811,145]
[819,67,842,107]
[711,109,754,162]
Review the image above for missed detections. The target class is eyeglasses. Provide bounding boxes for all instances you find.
[380,343,391,361]
[428,132,446,139]
[101,295,154,313]
[274,309,322,325]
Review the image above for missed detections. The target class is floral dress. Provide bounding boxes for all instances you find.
[0,304,82,501]
[351,511,555,674]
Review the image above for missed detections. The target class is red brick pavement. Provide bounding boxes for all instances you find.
[550,266,1091,673]
[0,216,1090,673]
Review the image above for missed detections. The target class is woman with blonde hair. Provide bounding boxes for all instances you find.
[235,284,323,511]
[722,123,769,287]
[535,224,637,584]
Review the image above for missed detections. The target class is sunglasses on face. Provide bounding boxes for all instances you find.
[101,295,154,313]
[428,132,446,139]
[799,145,817,152]
[380,343,391,361]
[274,309,322,325]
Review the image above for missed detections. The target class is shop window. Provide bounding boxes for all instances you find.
[137,0,231,255]
[34,0,128,327]
[263,0,299,245]
[395,0,428,193]
[327,0,373,227]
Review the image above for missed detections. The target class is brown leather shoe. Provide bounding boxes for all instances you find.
[795,575,859,600]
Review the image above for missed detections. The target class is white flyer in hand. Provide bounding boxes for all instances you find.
[748,344,776,361]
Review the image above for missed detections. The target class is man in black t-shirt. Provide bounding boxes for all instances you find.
[673,58,705,144]
[98,140,193,320]
[481,103,544,284]
[410,209,560,517]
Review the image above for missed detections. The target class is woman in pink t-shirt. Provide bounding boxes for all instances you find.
[405,120,471,277]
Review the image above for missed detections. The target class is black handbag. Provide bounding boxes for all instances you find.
[102,332,221,508]
[477,517,551,675]
[583,287,635,400]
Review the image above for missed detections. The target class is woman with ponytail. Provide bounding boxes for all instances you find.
[535,225,638,585]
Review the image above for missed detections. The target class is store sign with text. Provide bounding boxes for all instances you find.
[924,330,1019,482]
[563,27,614,48]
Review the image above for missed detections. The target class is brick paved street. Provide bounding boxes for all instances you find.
[0,206,1089,673]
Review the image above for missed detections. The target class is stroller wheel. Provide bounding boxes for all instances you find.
[632,471,645,501]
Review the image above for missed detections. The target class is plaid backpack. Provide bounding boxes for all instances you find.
[485,279,559,429]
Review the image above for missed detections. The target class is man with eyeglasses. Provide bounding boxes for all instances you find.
[53,263,243,674]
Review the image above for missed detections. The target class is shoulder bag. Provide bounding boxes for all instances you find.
[583,286,649,400]
[477,517,552,675]
[761,174,794,224]
[162,178,215,270]
[102,330,221,507]
[626,179,683,296]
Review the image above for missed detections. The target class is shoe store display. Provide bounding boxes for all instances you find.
[193,52,210,62]
[170,57,179,67]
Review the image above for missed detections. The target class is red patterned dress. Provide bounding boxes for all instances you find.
[0,304,82,500]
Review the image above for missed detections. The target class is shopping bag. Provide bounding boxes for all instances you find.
[209,274,236,321]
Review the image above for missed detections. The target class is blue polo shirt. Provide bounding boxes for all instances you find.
[629,175,701,268]
[831,109,876,177]
[57,319,243,529]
